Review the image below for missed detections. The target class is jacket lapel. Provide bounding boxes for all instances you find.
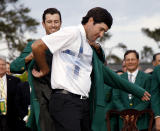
[121,72,128,80]
[6,75,12,98]
[134,71,142,85]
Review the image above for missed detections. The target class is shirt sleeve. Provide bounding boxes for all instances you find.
[42,27,78,53]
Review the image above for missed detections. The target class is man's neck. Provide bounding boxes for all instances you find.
[0,74,5,78]
[127,68,138,74]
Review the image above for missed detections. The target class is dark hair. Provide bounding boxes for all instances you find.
[42,8,62,23]
[81,7,113,29]
[152,53,160,62]
[124,50,139,60]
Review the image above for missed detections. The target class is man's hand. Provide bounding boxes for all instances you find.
[155,117,160,131]
[141,91,151,101]
[25,52,34,63]
[32,68,49,78]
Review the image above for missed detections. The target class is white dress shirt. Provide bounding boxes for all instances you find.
[127,69,139,83]
[0,75,7,99]
[42,25,93,97]
[127,69,138,100]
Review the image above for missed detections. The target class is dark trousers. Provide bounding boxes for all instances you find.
[49,92,91,131]
[33,78,55,131]
[0,115,10,131]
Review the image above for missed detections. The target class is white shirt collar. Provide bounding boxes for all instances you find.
[127,69,138,76]
[0,74,6,81]
[78,24,87,42]
[127,69,139,78]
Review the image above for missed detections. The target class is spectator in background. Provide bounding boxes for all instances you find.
[113,50,151,131]
[15,81,31,131]
[122,60,127,72]
[150,52,160,131]
[6,62,11,75]
[0,55,22,131]
[152,53,160,67]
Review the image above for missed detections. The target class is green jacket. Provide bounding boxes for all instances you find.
[10,41,41,131]
[11,44,146,131]
[90,49,147,131]
[151,65,160,117]
[112,71,151,130]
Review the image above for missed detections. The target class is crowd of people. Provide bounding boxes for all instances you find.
[0,7,160,131]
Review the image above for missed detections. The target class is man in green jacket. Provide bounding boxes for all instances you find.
[10,8,62,131]
[113,50,151,131]
[31,7,150,131]
[151,54,160,131]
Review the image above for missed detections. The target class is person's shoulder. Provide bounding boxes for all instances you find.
[62,25,80,34]
[7,74,21,81]
[59,25,80,40]
[120,72,127,77]
[138,71,151,82]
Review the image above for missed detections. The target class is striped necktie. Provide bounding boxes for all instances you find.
[0,78,7,115]
[129,74,133,83]
[128,74,133,100]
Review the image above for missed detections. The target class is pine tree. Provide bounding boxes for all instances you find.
[0,0,39,60]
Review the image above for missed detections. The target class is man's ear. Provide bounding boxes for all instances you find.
[152,61,155,66]
[88,17,94,23]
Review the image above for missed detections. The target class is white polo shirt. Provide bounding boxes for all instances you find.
[42,25,93,97]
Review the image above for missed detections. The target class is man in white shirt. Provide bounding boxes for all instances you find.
[113,50,151,131]
[10,8,62,131]
[31,7,151,131]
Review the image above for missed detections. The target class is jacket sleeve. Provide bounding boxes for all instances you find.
[10,41,33,74]
[102,64,145,99]
[134,76,151,110]
[151,66,160,117]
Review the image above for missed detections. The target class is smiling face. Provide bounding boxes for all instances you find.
[84,17,109,42]
[42,13,61,35]
[153,54,160,66]
[124,52,139,73]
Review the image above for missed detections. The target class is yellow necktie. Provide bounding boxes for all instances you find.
[0,78,7,115]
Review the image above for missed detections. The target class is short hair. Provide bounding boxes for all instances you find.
[6,61,10,65]
[124,50,139,60]
[0,55,6,62]
[152,53,160,62]
[42,8,62,23]
[81,7,113,29]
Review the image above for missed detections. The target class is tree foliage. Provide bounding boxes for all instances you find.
[0,0,39,60]
[104,42,127,64]
[140,46,154,63]
[142,28,160,48]
[98,32,112,43]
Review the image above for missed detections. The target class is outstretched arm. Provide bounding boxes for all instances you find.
[102,64,150,101]
[31,39,49,78]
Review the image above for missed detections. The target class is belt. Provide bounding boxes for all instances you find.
[52,89,88,100]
